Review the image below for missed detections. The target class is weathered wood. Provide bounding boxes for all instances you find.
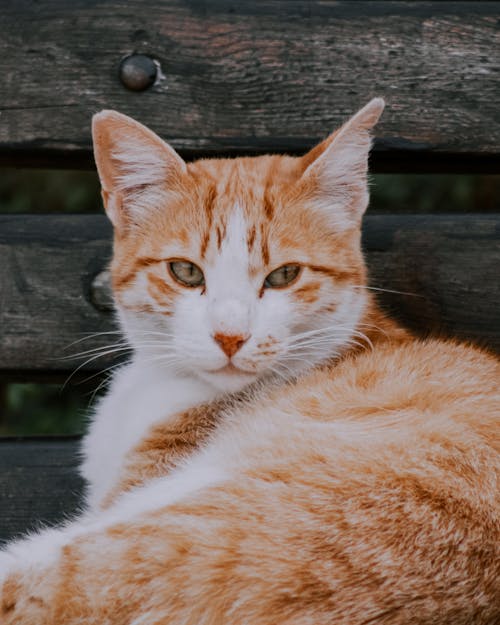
[1,1,499,170]
[362,215,500,348]
[0,437,84,543]
[1,214,499,378]
[0,215,115,376]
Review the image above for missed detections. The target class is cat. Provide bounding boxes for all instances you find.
[1,98,499,625]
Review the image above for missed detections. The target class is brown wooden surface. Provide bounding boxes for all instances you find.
[1,213,499,380]
[1,1,499,170]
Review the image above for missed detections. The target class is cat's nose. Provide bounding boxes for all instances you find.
[213,333,250,358]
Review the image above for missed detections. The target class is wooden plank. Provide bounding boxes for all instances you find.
[362,215,500,348]
[0,1,499,170]
[0,215,115,376]
[1,214,499,378]
[0,437,84,543]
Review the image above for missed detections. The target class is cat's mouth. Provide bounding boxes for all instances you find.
[210,363,255,377]
[199,362,259,392]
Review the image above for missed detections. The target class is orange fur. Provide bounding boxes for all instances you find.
[101,399,229,508]
[4,339,499,625]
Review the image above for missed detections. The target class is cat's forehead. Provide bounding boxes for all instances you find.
[137,152,340,269]
[162,154,307,263]
[186,154,303,212]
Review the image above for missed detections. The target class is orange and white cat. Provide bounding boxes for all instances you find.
[1,99,499,624]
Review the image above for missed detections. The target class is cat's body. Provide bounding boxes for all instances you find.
[1,99,499,624]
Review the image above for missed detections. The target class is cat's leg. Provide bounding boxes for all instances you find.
[1,455,229,625]
[0,514,185,625]
[80,360,219,510]
[100,397,230,507]
[0,520,138,624]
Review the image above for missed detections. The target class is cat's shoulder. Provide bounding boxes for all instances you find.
[334,336,499,384]
[264,337,500,426]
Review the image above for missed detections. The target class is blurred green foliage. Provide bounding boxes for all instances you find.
[0,168,499,215]
[0,168,499,435]
[0,384,88,436]
[0,169,101,214]
[371,174,499,213]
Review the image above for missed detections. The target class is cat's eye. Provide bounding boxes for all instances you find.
[264,264,301,289]
[168,260,205,287]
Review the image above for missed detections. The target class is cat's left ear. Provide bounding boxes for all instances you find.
[92,110,187,231]
[299,98,385,230]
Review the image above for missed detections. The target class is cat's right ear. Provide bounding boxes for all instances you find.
[92,111,187,231]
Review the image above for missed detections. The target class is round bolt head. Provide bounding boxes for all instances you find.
[119,54,157,91]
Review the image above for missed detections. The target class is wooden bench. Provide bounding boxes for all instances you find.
[1,0,499,543]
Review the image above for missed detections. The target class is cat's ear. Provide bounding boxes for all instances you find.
[298,98,385,230]
[92,110,187,231]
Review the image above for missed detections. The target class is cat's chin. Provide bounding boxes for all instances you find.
[196,365,260,394]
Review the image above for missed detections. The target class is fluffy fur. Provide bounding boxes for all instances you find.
[1,99,499,625]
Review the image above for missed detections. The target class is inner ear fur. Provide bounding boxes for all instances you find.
[298,98,385,229]
[92,110,187,230]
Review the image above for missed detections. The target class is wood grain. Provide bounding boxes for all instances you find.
[0,1,499,170]
[0,437,84,543]
[1,213,499,379]
[0,215,114,377]
[362,215,500,349]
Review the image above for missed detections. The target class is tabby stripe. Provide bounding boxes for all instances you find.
[247,225,257,252]
[260,222,270,265]
[308,264,358,282]
[114,257,160,289]
[200,183,217,258]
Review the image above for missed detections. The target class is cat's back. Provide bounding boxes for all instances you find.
[219,337,499,505]
[189,339,499,624]
[271,337,499,436]
[215,337,499,534]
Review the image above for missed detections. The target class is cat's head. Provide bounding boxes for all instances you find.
[92,99,384,392]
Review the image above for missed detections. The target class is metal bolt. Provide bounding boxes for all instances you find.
[119,54,157,91]
[90,270,114,312]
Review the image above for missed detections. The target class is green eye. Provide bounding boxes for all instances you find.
[168,260,205,287]
[264,264,301,289]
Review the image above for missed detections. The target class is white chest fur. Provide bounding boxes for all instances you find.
[80,359,219,510]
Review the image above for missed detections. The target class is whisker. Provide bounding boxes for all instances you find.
[57,337,179,363]
[55,343,132,361]
[61,347,135,391]
[267,364,293,384]
[61,329,176,352]
[353,285,424,298]
[84,362,130,408]
[286,323,375,352]
[62,331,125,350]
[133,353,182,369]
[129,330,177,339]
[77,360,130,387]
[356,322,391,339]
[86,376,112,408]
[286,329,352,348]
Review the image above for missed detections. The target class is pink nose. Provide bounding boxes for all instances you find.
[213,333,249,358]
